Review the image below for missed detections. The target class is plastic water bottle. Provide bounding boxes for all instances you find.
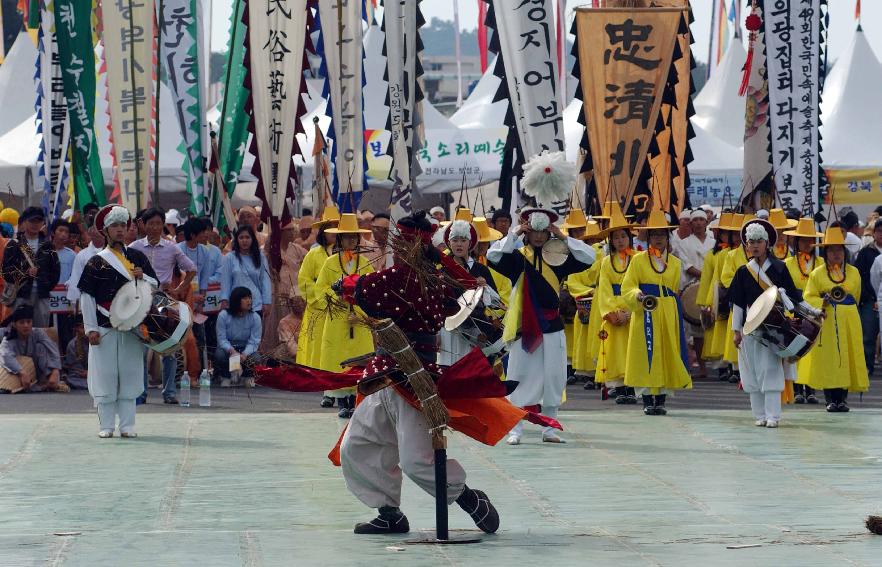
[199,369,211,407]
[179,372,191,407]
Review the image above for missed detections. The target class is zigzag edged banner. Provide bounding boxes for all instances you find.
[36,2,71,221]
[159,0,207,215]
[573,7,681,212]
[101,0,156,212]
[243,0,312,266]
[316,0,366,212]
[381,0,424,220]
[485,0,566,214]
[762,0,827,215]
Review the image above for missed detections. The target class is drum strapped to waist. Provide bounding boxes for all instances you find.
[575,292,593,325]
[743,286,821,361]
[559,288,577,322]
[104,282,192,355]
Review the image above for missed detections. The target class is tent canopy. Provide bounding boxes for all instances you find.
[819,26,882,168]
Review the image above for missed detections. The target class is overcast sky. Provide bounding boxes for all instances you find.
[209,1,882,66]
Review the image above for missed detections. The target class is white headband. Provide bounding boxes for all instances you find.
[104,206,130,227]
[745,223,769,242]
[690,209,707,221]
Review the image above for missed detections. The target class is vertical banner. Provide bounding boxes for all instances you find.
[159,0,207,214]
[36,2,71,221]
[245,0,310,220]
[55,0,105,209]
[101,0,156,212]
[217,0,250,225]
[764,0,824,214]
[382,0,423,220]
[489,0,566,198]
[574,7,681,207]
[317,0,365,211]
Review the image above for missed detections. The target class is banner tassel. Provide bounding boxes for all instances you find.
[739,2,762,97]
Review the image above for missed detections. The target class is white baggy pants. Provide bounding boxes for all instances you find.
[738,334,783,422]
[88,328,145,434]
[340,387,466,509]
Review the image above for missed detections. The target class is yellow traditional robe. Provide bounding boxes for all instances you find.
[595,253,632,384]
[295,245,331,367]
[622,252,692,391]
[721,246,748,365]
[799,264,868,392]
[315,253,375,374]
[785,254,824,383]
[696,248,724,360]
[568,247,606,373]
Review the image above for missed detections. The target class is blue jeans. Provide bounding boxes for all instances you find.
[858,302,879,376]
[162,355,177,399]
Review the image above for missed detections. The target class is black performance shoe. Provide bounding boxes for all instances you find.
[354,506,410,534]
[456,486,500,534]
[794,394,806,404]
[826,402,839,413]
[320,396,335,408]
[654,395,667,416]
[642,395,655,416]
[806,394,819,405]
[837,402,850,413]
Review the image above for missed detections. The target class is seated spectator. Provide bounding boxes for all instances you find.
[278,296,306,357]
[62,315,89,390]
[215,286,262,388]
[0,305,66,393]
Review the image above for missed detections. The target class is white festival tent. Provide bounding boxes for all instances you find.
[692,38,747,150]
[818,26,882,168]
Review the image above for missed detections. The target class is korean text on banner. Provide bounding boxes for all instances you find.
[575,7,682,209]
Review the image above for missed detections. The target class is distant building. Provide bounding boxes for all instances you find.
[422,55,483,111]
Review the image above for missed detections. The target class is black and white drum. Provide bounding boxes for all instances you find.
[131,292,193,355]
[743,286,821,361]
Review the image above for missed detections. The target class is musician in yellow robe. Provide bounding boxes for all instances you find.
[783,218,825,404]
[801,228,868,412]
[316,214,375,418]
[768,208,797,261]
[560,210,589,373]
[696,212,734,368]
[595,207,635,402]
[720,213,748,381]
[295,206,339,373]
[568,221,606,387]
[622,209,691,416]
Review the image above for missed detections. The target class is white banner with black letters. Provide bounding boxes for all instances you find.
[764,0,822,214]
[492,0,565,159]
[318,0,365,209]
[247,0,309,217]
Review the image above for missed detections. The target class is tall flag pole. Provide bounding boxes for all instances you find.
[477,0,488,72]
[453,0,463,108]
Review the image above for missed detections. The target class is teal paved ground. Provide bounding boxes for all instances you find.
[2,409,881,566]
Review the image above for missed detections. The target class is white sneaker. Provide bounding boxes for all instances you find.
[246,378,256,388]
[506,435,521,445]
[98,430,114,438]
[542,432,566,444]
[765,420,779,428]
[221,378,231,388]
[754,419,767,427]
[120,431,138,438]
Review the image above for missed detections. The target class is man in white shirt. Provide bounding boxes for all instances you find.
[674,209,715,377]
[840,211,864,259]
[669,209,692,253]
[66,225,104,302]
